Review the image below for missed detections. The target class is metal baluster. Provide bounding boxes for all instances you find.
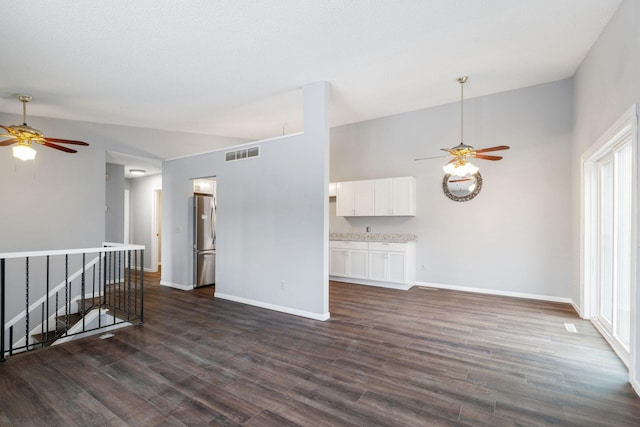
[127,250,132,321]
[99,252,103,328]
[92,258,96,309]
[40,303,45,349]
[82,253,86,332]
[134,251,138,318]
[45,256,49,343]
[111,252,120,325]
[140,250,144,323]
[1,258,5,362]
[64,255,69,333]
[8,326,13,357]
[25,257,29,351]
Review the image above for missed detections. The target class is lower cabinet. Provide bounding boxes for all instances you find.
[329,241,368,279]
[329,240,416,290]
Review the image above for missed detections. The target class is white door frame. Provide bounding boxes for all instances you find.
[151,188,162,272]
[581,104,638,385]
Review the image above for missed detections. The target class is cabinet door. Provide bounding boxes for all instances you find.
[336,182,355,216]
[353,180,374,216]
[374,179,393,216]
[391,177,416,216]
[388,252,407,283]
[368,251,387,281]
[329,248,349,276]
[349,249,369,279]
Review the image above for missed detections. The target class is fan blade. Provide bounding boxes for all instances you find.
[449,178,472,183]
[415,155,449,161]
[473,154,502,161]
[42,141,78,153]
[440,148,456,154]
[0,138,17,146]
[474,145,510,153]
[44,137,89,146]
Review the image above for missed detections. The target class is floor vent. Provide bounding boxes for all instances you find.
[564,323,578,333]
[226,146,260,162]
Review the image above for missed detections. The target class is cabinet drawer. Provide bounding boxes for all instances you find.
[368,242,407,252]
[329,240,368,250]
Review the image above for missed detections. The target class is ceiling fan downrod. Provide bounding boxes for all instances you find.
[457,76,467,146]
[16,94,32,126]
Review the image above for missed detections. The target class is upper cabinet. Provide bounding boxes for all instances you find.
[373,177,416,216]
[335,176,416,217]
[336,180,374,216]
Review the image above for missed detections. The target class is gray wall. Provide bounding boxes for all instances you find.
[0,112,245,253]
[330,79,573,299]
[571,0,640,390]
[105,162,125,243]
[129,174,162,271]
[162,82,330,319]
[0,115,106,252]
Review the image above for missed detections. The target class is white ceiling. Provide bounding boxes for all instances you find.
[0,0,622,144]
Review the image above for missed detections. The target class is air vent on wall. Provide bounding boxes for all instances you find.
[225,146,260,162]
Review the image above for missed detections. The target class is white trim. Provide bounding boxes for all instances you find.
[415,281,576,306]
[52,308,132,346]
[214,292,330,321]
[329,276,413,291]
[160,280,193,291]
[592,318,630,368]
[0,243,145,260]
[151,188,162,273]
[631,377,640,397]
[165,132,304,162]
[581,104,638,382]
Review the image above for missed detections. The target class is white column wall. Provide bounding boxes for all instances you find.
[161,82,330,319]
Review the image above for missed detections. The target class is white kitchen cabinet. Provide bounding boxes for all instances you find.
[336,176,415,217]
[374,177,416,216]
[368,242,410,283]
[329,248,349,277]
[329,241,369,279]
[329,240,416,290]
[336,180,374,216]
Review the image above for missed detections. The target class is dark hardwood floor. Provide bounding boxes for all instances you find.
[1,271,639,426]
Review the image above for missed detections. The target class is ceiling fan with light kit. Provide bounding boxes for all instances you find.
[1,94,89,161]
[416,76,509,201]
[415,76,509,176]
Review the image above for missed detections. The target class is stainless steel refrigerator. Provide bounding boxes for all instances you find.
[193,195,216,287]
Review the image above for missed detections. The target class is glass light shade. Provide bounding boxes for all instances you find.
[466,162,479,175]
[453,164,469,177]
[442,163,456,174]
[468,183,477,193]
[129,169,146,176]
[12,144,37,161]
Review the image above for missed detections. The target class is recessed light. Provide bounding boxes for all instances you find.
[129,169,146,176]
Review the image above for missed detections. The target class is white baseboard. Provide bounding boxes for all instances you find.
[160,280,193,291]
[214,292,330,321]
[415,281,576,306]
[631,376,640,397]
[144,267,158,273]
[329,276,413,291]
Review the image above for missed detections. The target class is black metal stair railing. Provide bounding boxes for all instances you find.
[0,244,145,361]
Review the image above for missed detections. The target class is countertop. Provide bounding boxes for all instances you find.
[329,232,417,243]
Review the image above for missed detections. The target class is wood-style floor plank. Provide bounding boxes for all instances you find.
[1,273,639,426]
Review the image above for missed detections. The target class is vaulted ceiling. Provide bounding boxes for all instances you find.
[0,0,622,143]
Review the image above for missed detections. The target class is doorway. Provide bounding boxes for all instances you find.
[582,105,637,366]
[152,188,162,271]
